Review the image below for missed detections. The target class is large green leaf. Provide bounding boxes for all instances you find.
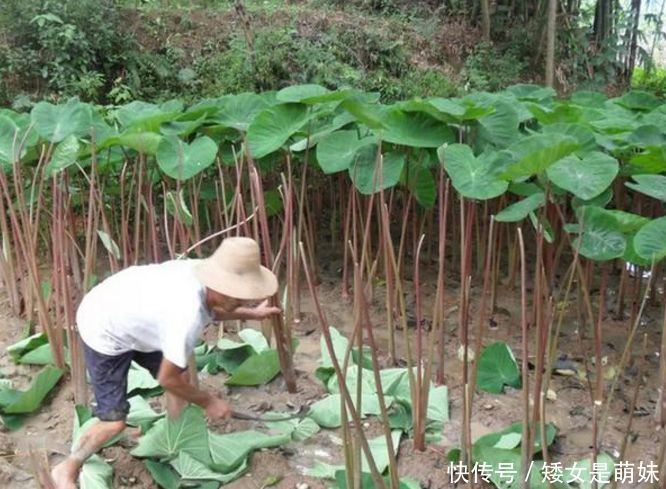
[79,455,113,489]
[349,148,404,195]
[226,349,280,386]
[427,385,449,423]
[306,432,401,478]
[238,328,270,354]
[265,415,321,441]
[575,453,614,489]
[474,422,557,453]
[308,394,348,428]
[428,97,494,121]
[476,342,521,394]
[126,396,164,428]
[379,110,454,148]
[316,130,376,174]
[7,333,49,362]
[439,144,508,200]
[477,98,521,148]
[0,388,21,409]
[626,174,666,201]
[209,430,289,472]
[171,451,231,482]
[495,193,545,223]
[574,206,626,261]
[31,98,92,142]
[3,366,63,414]
[616,90,661,111]
[0,115,36,167]
[635,216,666,262]
[145,460,180,489]
[628,145,666,173]
[160,115,207,138]
[18,343,55,365]
[319,326,350,370]
[600,210,649,234]
[127,361,160,394]
[308,393,381,428]
[215,339,255,374]
[98,131,163,155]
[326,365,376,396]
[624,234,652,267]
[214,93,270,131]
[247,103,310,158]
[502,133,579,179]
[44,135,81,177]
[572,91,607,106]
[504,84,556,101]
[290,112,357,152]
[628,124,666,147]
[116,101,182,132]
[276,84,330,103]
[131,406,211,465]
[546,152,618,200]
[341,98,387,129]
[541,123,597,153]
[471,445,573,489]
[164,190,193,226]
[406,164,436,208]
[156,136,218,181]
[528,102,584,124]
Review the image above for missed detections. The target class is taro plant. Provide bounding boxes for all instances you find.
[1,84,666,488]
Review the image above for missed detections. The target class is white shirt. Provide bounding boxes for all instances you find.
[77,259,212,369]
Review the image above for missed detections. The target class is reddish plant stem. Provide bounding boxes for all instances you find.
[591,265,609,489]
[413,234,426,451]
[354,259,400,488]
[435,176,450,385]
[341,187,353,299]
[469,218,495,409]
[518,228,531,489]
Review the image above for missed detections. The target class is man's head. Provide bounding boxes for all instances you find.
[204,287,246,312]
[194,237,278,311]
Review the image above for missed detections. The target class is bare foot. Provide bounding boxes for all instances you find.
[50,459,79,489]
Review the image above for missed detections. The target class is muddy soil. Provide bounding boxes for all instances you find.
[0,261,664,489]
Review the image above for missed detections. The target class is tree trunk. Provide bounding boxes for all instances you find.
[481,0,491,41]
[625,0,642,82]
[647,0,666,76]
[545,0,557,87]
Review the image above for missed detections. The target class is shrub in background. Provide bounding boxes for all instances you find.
[0,0,129,105]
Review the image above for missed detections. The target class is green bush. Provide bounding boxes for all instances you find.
[0,0,129,104]
[632,67,666,98]
[194,25,441,102]
[461,42,526,92]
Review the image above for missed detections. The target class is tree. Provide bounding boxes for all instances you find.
[481,0,491,41]
[624,0,642,83]
[545,0,557,86]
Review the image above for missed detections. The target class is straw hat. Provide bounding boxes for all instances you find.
[194,237,278,300]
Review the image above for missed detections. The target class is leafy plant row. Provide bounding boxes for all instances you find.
[2,84,665,264]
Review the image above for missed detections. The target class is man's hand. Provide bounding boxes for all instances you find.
[213,299,281,321]
[204,398,232,421]
[249,299,281,320]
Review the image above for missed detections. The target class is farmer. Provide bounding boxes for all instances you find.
[51,236,280,489]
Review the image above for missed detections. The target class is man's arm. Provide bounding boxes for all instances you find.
[157,358,231,419]
[211,299,281,322]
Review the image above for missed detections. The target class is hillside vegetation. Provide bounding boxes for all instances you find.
[2,0,664,108]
